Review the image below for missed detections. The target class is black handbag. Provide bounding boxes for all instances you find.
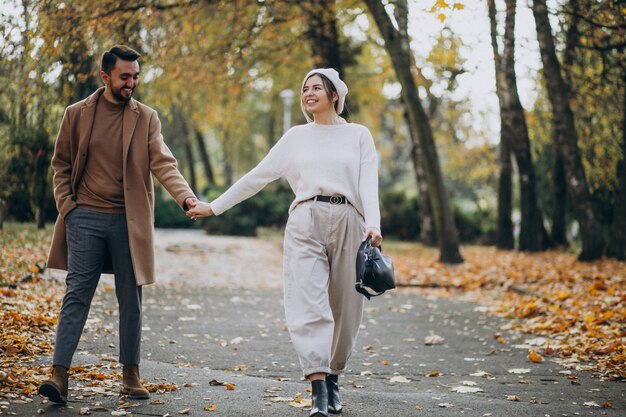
[355,236,396,299]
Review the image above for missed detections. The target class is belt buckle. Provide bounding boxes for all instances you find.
[330,196,342,204]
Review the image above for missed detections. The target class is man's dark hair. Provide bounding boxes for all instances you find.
[101,45,141,74]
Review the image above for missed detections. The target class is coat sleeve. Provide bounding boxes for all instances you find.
[147,110,196,209]
[51,107,76,219]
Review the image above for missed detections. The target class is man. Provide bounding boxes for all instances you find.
[38,45,197,404]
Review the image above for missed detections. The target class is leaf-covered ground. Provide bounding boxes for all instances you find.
[1,223,624,408]
[1,223,59,403]
[385,242,626,381]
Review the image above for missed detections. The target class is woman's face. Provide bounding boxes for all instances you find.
[302,75,336,115]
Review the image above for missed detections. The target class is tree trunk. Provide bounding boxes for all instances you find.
[551,149,568,246]
[550,0,581,248]
[183,141,197,195]
[364,0,463,263]
[606,68,626,260]
[0,198,6,230]
[194,128,215,187]
[488,0,515,250]
[405,111,436,246]
[532,0,604,260]
[174,108,197,194]
[503,0,550,251]
[299,0,350,117]
[299,0,343,72]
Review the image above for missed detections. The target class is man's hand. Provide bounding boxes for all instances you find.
[185,197,198,211]
[186,201,214,220]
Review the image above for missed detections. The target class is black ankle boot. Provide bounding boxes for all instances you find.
[310,379,329,417]
[326,374,342,414]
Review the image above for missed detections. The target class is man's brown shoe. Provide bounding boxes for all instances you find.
[120,365,150,399]
[38,365,68,404]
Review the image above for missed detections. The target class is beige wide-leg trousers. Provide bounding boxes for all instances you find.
[283,199,366,377]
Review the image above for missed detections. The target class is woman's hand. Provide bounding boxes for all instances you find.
[365,228,383,247]
[186,201,214,220]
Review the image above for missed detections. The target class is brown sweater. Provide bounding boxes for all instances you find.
[76,96,126,213]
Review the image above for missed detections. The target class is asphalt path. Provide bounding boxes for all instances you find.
[5,230,624,416]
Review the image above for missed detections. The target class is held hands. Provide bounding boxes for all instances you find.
[185,199,214,221]
[365,228,383,247]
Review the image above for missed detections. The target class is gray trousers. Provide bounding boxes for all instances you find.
[283,200,366,377]
[52,207,142,368]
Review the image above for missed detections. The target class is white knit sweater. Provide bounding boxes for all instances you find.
[210,122,381,232]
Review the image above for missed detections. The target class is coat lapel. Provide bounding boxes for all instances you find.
[72,88,102,189]
[122,99,139,174]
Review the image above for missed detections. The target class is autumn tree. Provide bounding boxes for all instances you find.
[363,0,463,263]
[558,0,626,259]
[487,0,514,249]
[532,0,605,260]
[490,0,550,251]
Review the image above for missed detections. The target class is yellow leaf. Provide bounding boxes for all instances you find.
[453,3,465,10]
[437,13,447,22]
[204,405,217,411]
[225,383,235,390]
[528,349,543,363]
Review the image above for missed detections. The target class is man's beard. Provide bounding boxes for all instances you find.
[111,86,133,102]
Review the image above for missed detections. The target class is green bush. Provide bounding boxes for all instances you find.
[453,206,497,245]
[153,186,201,229]
[379,190,420,240]
[201,181,292,236]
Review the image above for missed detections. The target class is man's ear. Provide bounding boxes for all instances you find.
[100,70,109,86]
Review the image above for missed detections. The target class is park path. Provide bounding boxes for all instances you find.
[152,229,284,289]
[10,229,624,416]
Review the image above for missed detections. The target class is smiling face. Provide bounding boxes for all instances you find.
[301,74,338,117]
[100,59,140,103]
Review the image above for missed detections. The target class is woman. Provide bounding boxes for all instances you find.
[187,68,382,417]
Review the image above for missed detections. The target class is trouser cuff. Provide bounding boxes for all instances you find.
[303,366,332,378]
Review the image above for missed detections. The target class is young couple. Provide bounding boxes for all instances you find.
[39,45,382,417]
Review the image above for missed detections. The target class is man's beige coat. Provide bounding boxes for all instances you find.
[47,87,195,285]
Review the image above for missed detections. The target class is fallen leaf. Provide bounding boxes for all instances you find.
[203,405,217,411]
[508,368,530,374]
[451,386,483,393]
[389,375,411,383]
[424,335,445,345]
[178,409,191,415]
[506,395,521,401]
[470,371,492,378]
[438,403,454,408]
[528,349,543,363]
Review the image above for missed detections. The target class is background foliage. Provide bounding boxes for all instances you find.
[0,0,623,251]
